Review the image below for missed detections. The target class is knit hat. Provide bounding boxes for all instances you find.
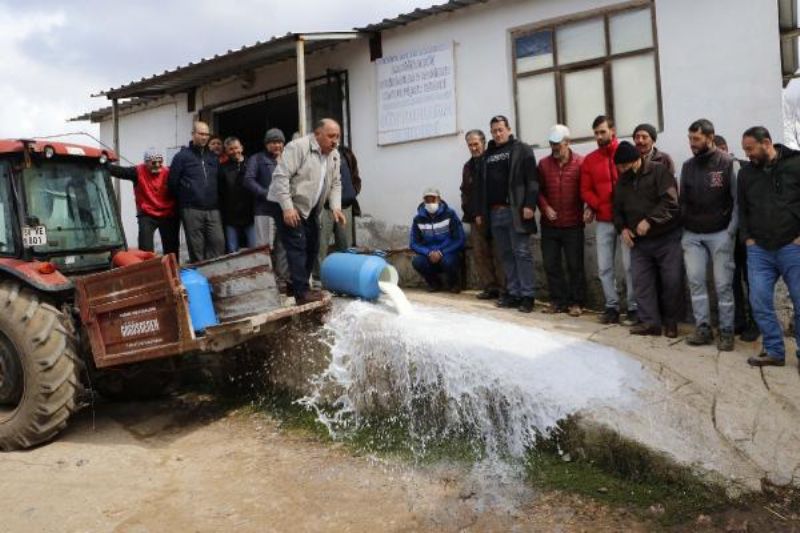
[422,187,441,198]
[143,147,163,161]
[264,128,286,143]
[633,123,657,142]
[614,141,640,164]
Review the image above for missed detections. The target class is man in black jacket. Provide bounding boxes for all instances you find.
[168,121,225,262]
[218,137,255,252]
[474,115,539,313]
[680,119,738,351]
[739,126,800,369]
[612,141,682,337]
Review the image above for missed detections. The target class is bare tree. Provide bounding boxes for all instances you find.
[783,90,800,149]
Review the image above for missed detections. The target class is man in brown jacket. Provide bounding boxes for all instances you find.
[460,129,504,299]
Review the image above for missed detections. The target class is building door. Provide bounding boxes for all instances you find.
[212,70,349,156]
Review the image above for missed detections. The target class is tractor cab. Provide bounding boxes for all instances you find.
[0,140,126,276]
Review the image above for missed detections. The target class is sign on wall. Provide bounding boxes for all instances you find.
[376,43,457,145]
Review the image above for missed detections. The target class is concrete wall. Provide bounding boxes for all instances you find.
[98,0,784,305]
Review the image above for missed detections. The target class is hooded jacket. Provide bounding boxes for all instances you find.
[218,157,254,227]
[409,200,465,257]
[738,144,800,250]
[613,160,680,240]
[108,163,176,219]
[474,135,539,234]
[167,142,220,210]
[243,151,280,216]
[580,138,619,222]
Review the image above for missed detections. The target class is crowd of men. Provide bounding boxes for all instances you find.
[409,114,800,371]
[109,117,361,306]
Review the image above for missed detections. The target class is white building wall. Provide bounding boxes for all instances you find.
[98,0,784,247]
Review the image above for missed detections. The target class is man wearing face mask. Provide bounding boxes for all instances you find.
[410,188,466,292]
[633,123,675,176]
[268,118,344,305]
[109,148,179,258]
[680,119,738,351]
[613,141,682,337]
[738,126,800,369]
[537,124,586,316]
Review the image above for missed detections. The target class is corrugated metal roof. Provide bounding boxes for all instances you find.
[357,0,489,32]
[94,32,359,100]
[69,97,156,122]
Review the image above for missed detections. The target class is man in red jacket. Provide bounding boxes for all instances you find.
[109,148,179,258]
[580,115,637,325]
[538,125,586,316]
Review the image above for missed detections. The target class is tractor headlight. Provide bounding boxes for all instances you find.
[98,153,108,165]
[43,145,55,159]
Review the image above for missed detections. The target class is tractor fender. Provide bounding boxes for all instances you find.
[0,258,73,293]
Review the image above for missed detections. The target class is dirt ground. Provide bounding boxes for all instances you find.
[0,394,647,533]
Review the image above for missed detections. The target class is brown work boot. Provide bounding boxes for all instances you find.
[664,322,678,339]
[295,289,325,306]
[747,352,785,367]
[568,305,583,317]
[629,323,662,336]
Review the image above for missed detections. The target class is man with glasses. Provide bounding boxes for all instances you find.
[109,147,179,258]
[168,121,225,262]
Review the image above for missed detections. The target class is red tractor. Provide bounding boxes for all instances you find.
[0,139,328,450]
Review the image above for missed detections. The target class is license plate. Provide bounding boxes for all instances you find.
[22,225,47,247]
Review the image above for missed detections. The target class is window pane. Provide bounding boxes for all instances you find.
[610,8,653,54]
[612,53,659,136]
[517,73,557,147]
[556,18,605,65]
[0,162,14,255]
[515,30,553,73]
[563,67,606,138]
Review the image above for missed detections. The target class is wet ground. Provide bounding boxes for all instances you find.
[0,395,646,532]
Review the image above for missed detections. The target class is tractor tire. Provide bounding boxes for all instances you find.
[0,281,81,451]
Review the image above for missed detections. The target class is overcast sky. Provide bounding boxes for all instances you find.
[0,0,440,143]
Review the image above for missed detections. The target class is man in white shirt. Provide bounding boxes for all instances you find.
[268,119,345,304]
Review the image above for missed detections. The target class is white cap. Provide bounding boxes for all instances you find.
[422,187,441,198]
[548,124,571,144]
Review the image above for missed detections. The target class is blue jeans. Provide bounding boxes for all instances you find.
[595,222,636,311]
[747,242,800,360]
[224,224,256,253]
[490,207,535,298]
[682,229,735,331]
[412,253,460,288]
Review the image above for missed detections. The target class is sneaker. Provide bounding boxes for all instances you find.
[686,324,714,346]
[567,305,583,317]
[747,352,785,367]
[740,322,760,342]
[496,294,522,308]
[476,288,500,300]
[542,302,566,314]
[718,330,735,352]
[622,310,639,326]
[630,323,662,336]
[598,308,620,325]
[664,322,678,339]
[518,297,535,313]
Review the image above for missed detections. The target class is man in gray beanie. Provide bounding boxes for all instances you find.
[243,127,290,290]
[633,123,676,176]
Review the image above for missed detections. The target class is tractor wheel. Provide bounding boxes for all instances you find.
[92,359,178,402]
[0,281,81,451]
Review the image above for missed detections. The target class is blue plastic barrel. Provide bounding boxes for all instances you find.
[321,253,399,301]
[180,268,219,333]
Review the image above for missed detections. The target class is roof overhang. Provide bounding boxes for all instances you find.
[357,0,488,32]
[779,0,800,86]
[93,31,360,101]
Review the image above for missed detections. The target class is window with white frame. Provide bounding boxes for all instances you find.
[513,2,661,146]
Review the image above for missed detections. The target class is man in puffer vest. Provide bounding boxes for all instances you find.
[108,148,179,258]
[410,188,466,292]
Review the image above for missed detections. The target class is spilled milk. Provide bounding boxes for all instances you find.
[300,291,651,467]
